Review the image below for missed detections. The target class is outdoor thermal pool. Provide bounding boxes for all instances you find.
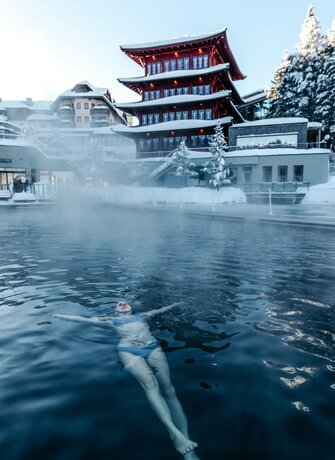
[0,204,334,460]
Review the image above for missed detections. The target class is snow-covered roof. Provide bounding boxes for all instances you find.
[116,91,232,110]
[121,28,228,50]
[29,100,54,111]
[233,117,309,128]
[113,117,233,134]
[1,100,31,109]
[226,147,329,158]
[26,113,58,121]
[118,63,230,85]
[239,89,267,106]
[308,121,322,129]
[57,81,108,99]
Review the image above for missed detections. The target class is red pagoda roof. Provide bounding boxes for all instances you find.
[113,116,234,135]
[115,90,232,111]
[120,28,245,81]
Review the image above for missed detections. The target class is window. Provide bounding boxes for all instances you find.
[142,114,148,125]
[148,114,154,124]
[144,91,150,101]
[147,61,161,75]
[76,116,81,123]
[192,54,209,69]
[84,103,89,110]
[163,89,169,98]
[177,58,184,70]
[205,109,212,120]
[84,116,89,123]
[293,165,304,182]
[153,113,160,124]
[236,133,298,150]
[163,113,169,122]
[278,166,288,182]
[76,103,81,109]
[263,166,272,182]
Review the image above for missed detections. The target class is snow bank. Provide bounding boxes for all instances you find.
[302,176,335,204]
[83,185,246,205]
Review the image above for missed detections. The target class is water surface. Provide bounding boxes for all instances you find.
[0,204,334,460]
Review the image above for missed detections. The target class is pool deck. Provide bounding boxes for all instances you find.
[125,203,335,230]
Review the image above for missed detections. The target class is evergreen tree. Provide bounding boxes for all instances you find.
[268,6,328,122]
[296,5,324,54]
[70,139,106,186]
[315,31,335,132]
[172,140,195,176]
[204,123,230,190]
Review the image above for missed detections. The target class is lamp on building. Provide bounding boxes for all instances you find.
[146,133,150,137]
[173,80,178,86]
[200,129,204,134]
[174,52,179,57]
[198,77,203,83]
[198,48,203,54]
[152,55,156,60]
[150,83,155,88]
[171,131,175,136]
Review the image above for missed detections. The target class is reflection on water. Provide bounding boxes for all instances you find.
[0,205,334,460]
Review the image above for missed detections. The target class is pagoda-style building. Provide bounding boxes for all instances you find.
[114,28,246,158]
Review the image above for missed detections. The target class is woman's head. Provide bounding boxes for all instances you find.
[116,301,132,314]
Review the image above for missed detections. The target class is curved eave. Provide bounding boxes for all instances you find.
[113,116,233,135]
[116,91,232,111]
[120,28,245,81]
[118,63,230,94]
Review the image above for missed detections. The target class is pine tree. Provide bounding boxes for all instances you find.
[315,30,335,132]
[172,140,194,176]
[204,123,230,190]
[296,5,323,54]
[268,6,328,122]
[70,139,106,186]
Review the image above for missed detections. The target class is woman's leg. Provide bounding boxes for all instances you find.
[147,347,190,438]
[118,351,197,455]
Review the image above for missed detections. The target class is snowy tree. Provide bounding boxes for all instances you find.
[268,6,328,121]
[129,161,150,184]
[70,139,106,186]
[172,140,195,176]
[296,5,324,54]
[204,123,230,190]
[267,50,289,102]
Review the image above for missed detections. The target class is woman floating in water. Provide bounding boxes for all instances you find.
[54,301,200,459]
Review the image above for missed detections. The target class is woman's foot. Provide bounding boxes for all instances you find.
[171,431,198,455]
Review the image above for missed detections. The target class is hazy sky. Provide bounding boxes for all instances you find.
[0,0,334,103]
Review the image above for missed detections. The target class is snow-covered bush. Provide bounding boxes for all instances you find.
[204,123,230,190]
[172,140,195,176]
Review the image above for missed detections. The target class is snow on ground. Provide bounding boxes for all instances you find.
[85,185,246,205]
[302,176,335,204]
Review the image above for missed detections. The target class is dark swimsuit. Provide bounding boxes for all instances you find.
[114,314,159,358]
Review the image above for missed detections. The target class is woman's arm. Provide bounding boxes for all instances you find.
[53,314,113,327]
[143,302,182,318]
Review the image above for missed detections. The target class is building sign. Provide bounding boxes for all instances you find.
[0,158,13,164]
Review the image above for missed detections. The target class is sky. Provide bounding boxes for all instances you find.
[0,0,334,104]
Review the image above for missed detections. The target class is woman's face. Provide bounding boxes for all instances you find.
[116,302,132,314]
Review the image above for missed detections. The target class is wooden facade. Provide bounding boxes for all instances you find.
[115,28,246,158]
